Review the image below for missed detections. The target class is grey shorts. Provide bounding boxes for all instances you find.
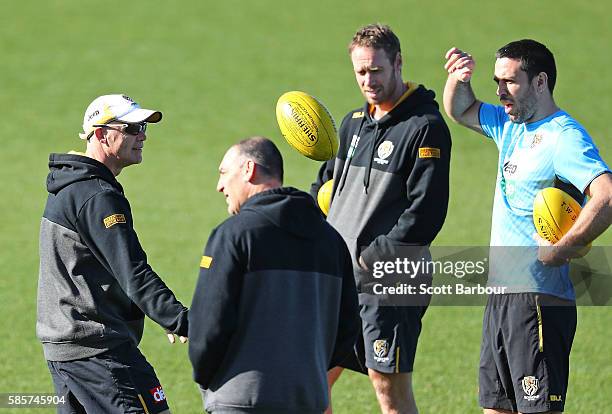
[339,294,428,374]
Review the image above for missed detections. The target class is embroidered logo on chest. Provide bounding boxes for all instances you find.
[530,132,544,149]
[374,141,394,165]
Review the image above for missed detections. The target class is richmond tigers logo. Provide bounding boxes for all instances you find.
[522,376,540,401]
[373,339,389,358]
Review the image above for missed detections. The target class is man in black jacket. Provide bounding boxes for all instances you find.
[311,24,452,414]
[37,94,188,414]
[189,137,360,414]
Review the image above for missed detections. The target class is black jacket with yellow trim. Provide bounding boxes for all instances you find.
[37,153,188,361]
[311,83,451,286]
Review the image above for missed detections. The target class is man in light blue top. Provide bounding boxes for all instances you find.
[443,40,612,414]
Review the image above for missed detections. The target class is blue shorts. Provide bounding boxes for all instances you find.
[47,342,170,414]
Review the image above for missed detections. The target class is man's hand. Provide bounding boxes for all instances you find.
[166,331,188,344]
[533,233,590,267]
[443,47,482,132]
[534,232,592,267]
[444,47,475,83]
[533,233,568,267]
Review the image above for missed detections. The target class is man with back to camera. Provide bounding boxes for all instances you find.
[311,24,452,414]
[188,137,360,414]
[444,40,612,413]
[37,94,188,414]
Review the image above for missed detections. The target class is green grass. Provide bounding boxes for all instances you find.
[1,1,610,412]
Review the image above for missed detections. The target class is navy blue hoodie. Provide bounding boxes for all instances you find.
[189,187,359,413]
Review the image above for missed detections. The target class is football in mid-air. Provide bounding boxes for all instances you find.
[275,91,338,161]
[533,187,583,243]
[317,179,334,216]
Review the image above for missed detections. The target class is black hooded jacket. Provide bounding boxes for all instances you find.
[311,83,452,280]
[188,187,359,413]
[37,153,188,361]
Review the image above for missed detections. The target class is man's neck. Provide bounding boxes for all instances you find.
[247,182,281,199]
[372,81,408,120]
[85,147,121,176]
[526,97,560,124]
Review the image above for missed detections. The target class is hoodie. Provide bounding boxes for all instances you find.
[311,83,451,285]
[37,153,188,361]
[188,187,359,414]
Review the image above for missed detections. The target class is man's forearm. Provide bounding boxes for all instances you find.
[560,194,612,249]
[443,47,483,132]
[443,77,477,123]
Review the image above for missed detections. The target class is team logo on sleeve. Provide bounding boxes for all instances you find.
[418,147,441,159]
[200,256,213,268]
[374,141,394,165]
[373,339,390,362]
[103,214,126,228]
[521,376,540,401]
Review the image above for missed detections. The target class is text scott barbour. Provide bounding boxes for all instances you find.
[373,283,507,296]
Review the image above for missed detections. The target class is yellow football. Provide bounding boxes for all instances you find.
[533,187,583,243]
[275,91,338,161]
[317,179,334,216]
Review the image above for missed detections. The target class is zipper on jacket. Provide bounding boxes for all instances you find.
[363,123,383,194]
[337,117,365,194]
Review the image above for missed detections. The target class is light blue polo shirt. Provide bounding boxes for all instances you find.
[480,103,609,300]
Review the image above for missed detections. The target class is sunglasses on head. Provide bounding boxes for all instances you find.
[93,122,147,136]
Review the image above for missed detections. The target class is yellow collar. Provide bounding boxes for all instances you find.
[368,81,419,115]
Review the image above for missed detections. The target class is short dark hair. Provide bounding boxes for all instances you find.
[348,23,401,63]
[496,39,557,94]
[235,136,284,183]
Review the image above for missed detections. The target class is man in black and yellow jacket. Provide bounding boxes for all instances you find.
[189,137,359,414]
[311,24,451,414]
[38,94,188,414]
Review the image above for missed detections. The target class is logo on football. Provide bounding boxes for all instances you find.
[275,91,338,161]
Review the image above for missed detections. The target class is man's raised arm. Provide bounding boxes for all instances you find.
[443,47,484,134]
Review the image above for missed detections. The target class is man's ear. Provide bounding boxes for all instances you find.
[243,159,256,182]
[93,127,106,143]
[535,72,548,94]
[394,52,402,71]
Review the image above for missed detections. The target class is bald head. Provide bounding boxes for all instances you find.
[234,136,284,184]
[216,136,284,215]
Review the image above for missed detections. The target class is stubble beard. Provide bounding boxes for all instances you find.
[509,87,538,124]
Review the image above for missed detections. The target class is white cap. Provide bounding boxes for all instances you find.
[79,94,162,139]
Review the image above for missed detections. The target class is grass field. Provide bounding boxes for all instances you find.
[1,1,610,412]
